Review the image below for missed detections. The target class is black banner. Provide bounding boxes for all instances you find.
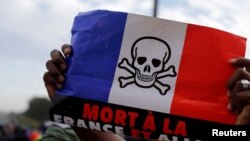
[49,95,250,141]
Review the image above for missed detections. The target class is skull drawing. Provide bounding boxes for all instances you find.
[132,37,171,87]
[118,36,176,95]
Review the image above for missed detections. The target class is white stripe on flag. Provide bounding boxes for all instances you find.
[108,14,187,113]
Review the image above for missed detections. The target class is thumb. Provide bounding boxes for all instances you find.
[45,85,55,100]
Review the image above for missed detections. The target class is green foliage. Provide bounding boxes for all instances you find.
[17,114,40,128]
[23,97,51,124]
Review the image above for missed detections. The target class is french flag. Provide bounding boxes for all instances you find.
[57,10,247,125]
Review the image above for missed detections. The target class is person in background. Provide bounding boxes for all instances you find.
[42,44,250,141]
[0,124,5,140]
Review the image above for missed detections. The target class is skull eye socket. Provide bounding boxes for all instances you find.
[137,57,147,65]
[152,59,161,67]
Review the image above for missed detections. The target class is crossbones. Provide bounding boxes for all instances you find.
[118,58,176,95]
[117,37,176,95]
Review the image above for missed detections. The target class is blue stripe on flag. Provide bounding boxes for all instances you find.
[56,10,128,102]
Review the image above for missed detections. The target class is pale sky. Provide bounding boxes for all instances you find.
[0,0,249,113]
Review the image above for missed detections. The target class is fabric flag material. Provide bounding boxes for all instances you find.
[55,10,246,126]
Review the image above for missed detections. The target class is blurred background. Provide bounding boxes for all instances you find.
[0,0,249,140]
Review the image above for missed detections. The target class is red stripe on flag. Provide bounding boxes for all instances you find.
[170,24,246,124]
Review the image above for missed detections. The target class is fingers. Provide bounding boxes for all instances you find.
[46,60,64,82]
[43,72,63,98]
[229,57,250,72]
[227,68,250,91]
[43,72,62,99]
[227,72,250,113]
[228,90,250,114]
[44,44,71,99]
[228,81,249,97]
[227,57,250,118]
[61,44,72,57]
[50,49,67,71]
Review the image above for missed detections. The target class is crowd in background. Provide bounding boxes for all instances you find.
[0,123,43,141]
